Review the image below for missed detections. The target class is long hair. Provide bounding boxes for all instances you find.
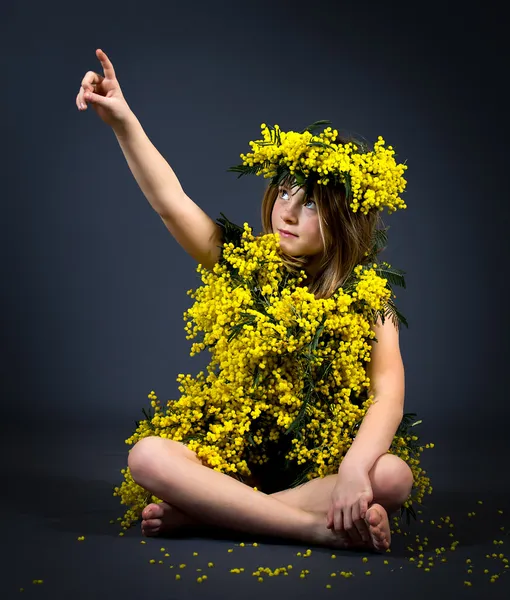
[260,135,383,300]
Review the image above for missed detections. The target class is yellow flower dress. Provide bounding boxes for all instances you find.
[113,214,433,530]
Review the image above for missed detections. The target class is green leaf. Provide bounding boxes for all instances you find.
[252,364,261,389]
[375,264,407,289]
[370,227,389,256]
[393,412,422,441]
[182,432,207,444]
[227,159,273,178]
[384,298,409,329]
[227,314,258,343]
[307,141,333,149]
[309,314,327,354]
[289,461,317,488]
[300,120,332,135]
[260,124,282,146]
[226,164,259,177]
[216,213,244,252]
[141,407,155,431]
[400,502,418,526]
[285,375,316,436]
[141,407,153,421]
[271,165,292,187]
[294,171,306,186]
[315,359,333,383]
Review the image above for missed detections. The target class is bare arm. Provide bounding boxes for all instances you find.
[113,114,223,269]
[76,49,223,270]
[340,315,405,473]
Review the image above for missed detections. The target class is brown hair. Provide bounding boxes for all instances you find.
[259,134,383,300]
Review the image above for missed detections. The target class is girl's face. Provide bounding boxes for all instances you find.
[271,184,324,271]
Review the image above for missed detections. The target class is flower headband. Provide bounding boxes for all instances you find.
[228,120,408,215]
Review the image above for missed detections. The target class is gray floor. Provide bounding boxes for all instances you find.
[2,423,509,599]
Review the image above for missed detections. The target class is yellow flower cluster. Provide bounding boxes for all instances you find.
[352,264,392,309]
[238,123,408,214]
[113,224,431,529]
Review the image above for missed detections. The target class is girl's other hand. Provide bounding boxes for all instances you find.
[76,49,133,128]
[326,463,373,545]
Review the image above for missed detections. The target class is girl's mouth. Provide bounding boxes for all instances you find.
[278,229,298,237]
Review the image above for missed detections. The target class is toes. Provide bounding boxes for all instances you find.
[142,504,156,519]
[143,518,161,528]
[141,520,160,537]
[143,503,164,520]
[363,507,391,550]
[366,506,380,524]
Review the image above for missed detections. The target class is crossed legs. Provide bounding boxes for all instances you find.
[128,436,413,550]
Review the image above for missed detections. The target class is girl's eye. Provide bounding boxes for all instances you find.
[278,188,316,209]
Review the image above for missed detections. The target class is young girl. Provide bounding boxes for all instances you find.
[77,49,423,553]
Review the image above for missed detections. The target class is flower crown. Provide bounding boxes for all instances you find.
[228,120,408,215]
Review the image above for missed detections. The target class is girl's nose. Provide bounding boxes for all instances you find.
[282,204,298,220]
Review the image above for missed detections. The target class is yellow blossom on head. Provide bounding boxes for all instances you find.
[229,123,408,215]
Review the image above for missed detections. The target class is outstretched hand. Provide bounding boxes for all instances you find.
[76,48,132,128]
[326,462,373,546]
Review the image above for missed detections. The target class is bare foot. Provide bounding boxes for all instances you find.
[141,502,199,537]
[360,503,391,552]
[318,503,391,552]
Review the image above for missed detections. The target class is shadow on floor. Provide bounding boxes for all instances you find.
[4,470,508,557]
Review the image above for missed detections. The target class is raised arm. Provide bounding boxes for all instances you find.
[114,113,223,270]
[76,48,223,270]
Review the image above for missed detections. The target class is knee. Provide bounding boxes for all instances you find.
[127,435,168,482]
[377,454,414,503]
[127,436,202,485]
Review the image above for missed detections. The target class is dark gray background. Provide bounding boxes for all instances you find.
[2,0,507,436]
[1,1,509,598]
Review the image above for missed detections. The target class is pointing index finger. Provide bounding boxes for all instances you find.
[96,48,116,80]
